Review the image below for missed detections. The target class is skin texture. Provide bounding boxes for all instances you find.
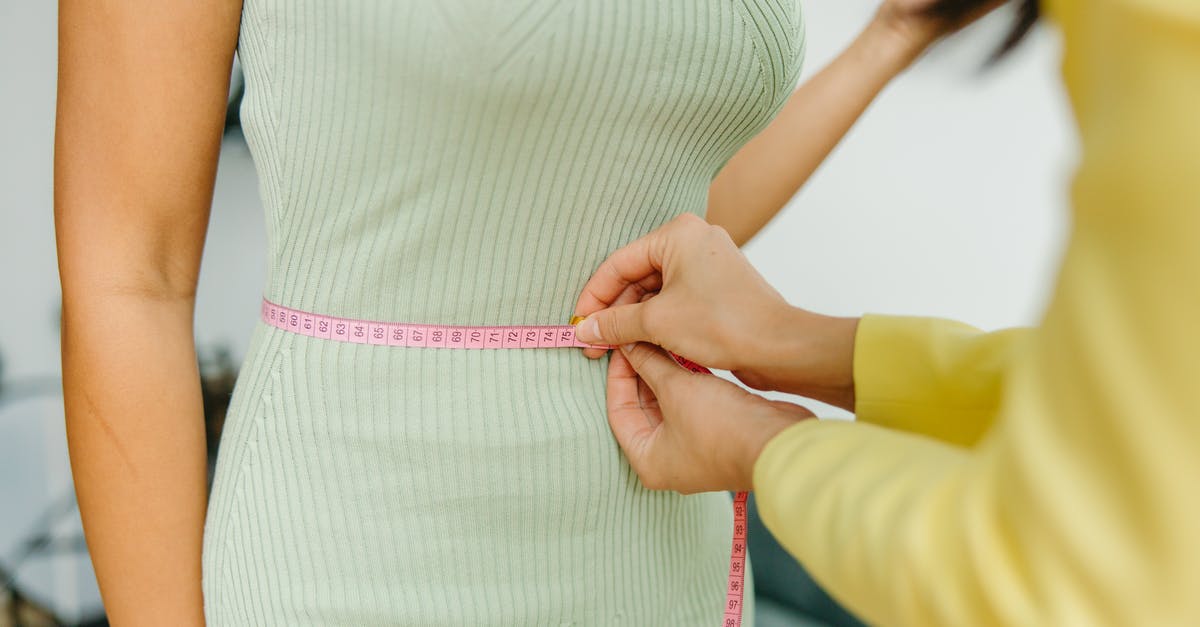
[55,1,242,624]
[580,0,1009,494]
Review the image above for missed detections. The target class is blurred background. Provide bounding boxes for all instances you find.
[0,1,1075,625]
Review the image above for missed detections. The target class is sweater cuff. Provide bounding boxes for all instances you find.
[751,418,837,530]
[852,314,1000,447]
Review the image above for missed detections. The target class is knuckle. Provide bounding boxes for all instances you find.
[600,259,623,281]
[704,223,734,248]
[671,213,706,237]
[600,311,623,342]
[623,344,649,369]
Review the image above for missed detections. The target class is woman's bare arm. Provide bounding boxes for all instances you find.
[707,18,919,245]
[55,1,242,624]
[707,1,1002,245]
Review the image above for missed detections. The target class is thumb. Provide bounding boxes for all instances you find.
[575,302,652,346]
[619,342,685,393]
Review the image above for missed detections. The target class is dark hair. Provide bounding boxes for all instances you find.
[927,0,1041,62]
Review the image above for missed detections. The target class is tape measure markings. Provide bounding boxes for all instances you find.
[261,297,611,349]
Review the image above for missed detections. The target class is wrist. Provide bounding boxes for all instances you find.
[858,14,937,74]
[736,410,803,489]
[765,307,859,408]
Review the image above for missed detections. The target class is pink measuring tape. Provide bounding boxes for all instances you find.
[260,296,750,626]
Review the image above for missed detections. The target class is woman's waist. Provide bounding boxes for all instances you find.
[238,319,609,411]
[229,324,614,467]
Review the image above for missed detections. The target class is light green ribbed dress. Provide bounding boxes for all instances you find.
[201,1,804,624]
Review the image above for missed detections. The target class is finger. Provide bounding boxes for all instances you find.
[573,229,670,318]
[575,300,657,347]
[606,347,662,418]
[573,213,709,318]
[606,348,659,460]
[619,342,686,395]
[581,283,658,359]
[575,260,663,320]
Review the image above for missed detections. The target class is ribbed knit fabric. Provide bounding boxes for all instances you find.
[201,1,805,624]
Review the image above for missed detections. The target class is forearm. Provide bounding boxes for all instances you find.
[736,306,859,411]
[739,306,1029,440]
[707,19,925,245]
[62,293,208,627]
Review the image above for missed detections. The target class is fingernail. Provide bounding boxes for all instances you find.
[571,316,596,342]
[575,318,600,343]
[621,343,636,353]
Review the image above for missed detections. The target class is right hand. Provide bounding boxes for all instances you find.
[604,342,814,494]
[572,214,859,406]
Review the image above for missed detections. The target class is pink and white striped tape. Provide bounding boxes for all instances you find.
[261,297,609,349]
[259,295,750,626]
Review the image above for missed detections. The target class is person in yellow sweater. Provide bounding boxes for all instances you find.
[570,0,1200,624]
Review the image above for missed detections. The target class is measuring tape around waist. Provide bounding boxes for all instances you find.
[262,297,608,349]
[259,296,750,626]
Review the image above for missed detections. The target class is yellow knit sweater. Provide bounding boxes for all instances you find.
[752,0,1200,625]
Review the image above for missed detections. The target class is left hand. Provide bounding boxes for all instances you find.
[870,0,1007,63]
[607,342,814,494]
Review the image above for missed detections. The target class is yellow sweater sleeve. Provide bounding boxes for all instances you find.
[852,314,1027,447]
[753,1,1200,625]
